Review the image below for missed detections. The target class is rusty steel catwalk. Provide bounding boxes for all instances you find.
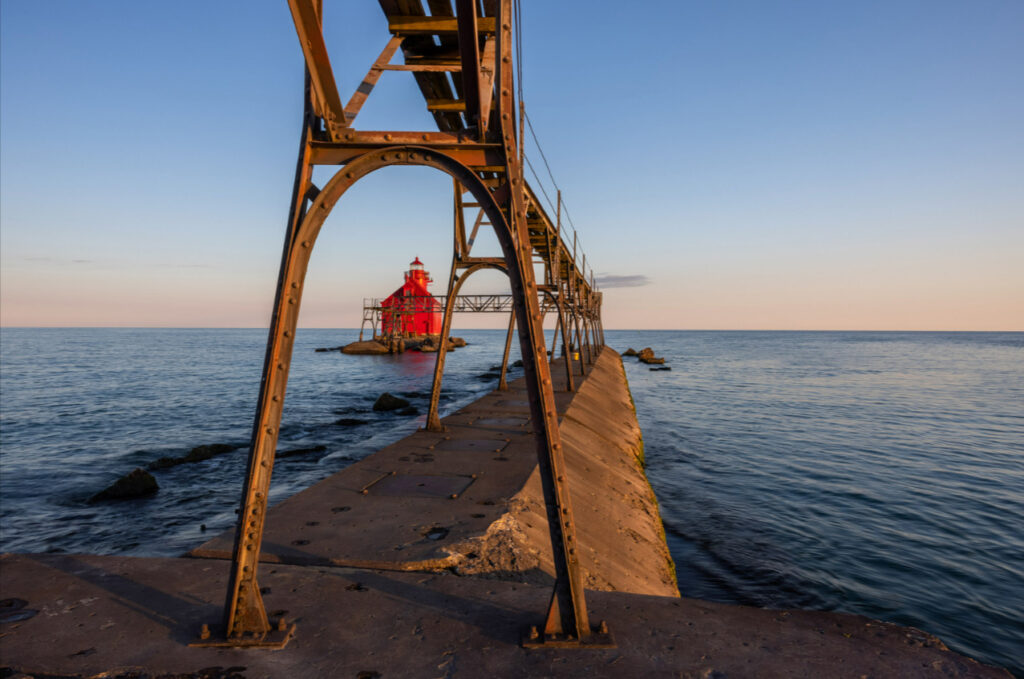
[196,0,608,651]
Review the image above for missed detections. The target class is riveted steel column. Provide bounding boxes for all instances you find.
[494,0,592,644]
[211,74,318,647]
[554,298,575,391]
[498,310,515,390]
[572,306,588,378]
[426,254,461,432]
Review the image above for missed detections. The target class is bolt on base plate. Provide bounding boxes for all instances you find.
[521,622,615,649]
[189,621,296,650]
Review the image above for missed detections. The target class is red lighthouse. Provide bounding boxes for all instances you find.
[380,257,443,337]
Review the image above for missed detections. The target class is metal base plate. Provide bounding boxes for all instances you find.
[521,626,615,649]
[189,623,296,650]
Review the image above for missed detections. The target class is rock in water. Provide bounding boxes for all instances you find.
[373,392,410,411]
[89,468,159,502]
[341,340,389,355]
[335,418,369,426]
[623,347,638,356]
[147,443,238,470]
[277,445,328,459]
[181,443,237,463]
[636,347,667,364]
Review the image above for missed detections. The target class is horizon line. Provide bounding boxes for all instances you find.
[2,326,1022,333]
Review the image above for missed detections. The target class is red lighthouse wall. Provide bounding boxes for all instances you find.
[380,258,443,337]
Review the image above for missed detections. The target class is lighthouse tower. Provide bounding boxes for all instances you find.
[380,257,443,337]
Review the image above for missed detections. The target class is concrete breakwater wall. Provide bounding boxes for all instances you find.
[446,350,678,596]
[189,349,677,597]
[0,350,1011,678]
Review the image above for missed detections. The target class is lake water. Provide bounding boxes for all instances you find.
[1,328,1021,673]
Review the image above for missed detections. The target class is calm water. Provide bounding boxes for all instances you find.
[1,328,1021,673]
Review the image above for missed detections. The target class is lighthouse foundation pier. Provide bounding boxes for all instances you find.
[338,333,468,355]
[0,352,1011,678]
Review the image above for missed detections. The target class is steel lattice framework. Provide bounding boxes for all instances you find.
[197,0,607,650]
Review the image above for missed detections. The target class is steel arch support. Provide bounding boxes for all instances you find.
[425,260,508,432]
[544,291,575,392]
[210,145,592,647]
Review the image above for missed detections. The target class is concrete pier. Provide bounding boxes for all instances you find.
[0,350,1011,678]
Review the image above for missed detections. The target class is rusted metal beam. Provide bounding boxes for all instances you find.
[455,0,483,137]
[316,130,492,144]
[287,0,346,141]
[309,142,502,168]
[489,0,604,648]
[498,310,515,390]
[454,178,468,259]
[380,63,460,72]
[388,15,496,34]
[308,132,504,167]
[427,98,467,112]
[478,37,497,133]
[344,36,404,125]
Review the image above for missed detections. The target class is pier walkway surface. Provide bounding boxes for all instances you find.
[0,351,1011,678]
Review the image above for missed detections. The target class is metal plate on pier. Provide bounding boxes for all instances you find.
[435,438,510,453]
[474,417,529,428]
[364,473,475,498]
[494,400,530,409]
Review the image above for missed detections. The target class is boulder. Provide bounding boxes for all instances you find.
[623,348,638,356]
[181,443,237,463]
[341,340,390,355]
[314,346,343,352]
[649,366,672,371]
[277,445,328,459]
[89,468,158,503]
[373,393,410,412]
[417,336,461,351]
[636,347,667,364]
[148,443,238,470]
[335,418,369,426]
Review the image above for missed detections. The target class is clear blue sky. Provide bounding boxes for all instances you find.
[2,1,1022,329]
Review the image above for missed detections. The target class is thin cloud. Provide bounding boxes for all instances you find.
[594,274,651,288]
[156,263,214,269]
[20,256,93,265]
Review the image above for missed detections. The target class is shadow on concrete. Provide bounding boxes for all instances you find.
[29,553,219,646]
